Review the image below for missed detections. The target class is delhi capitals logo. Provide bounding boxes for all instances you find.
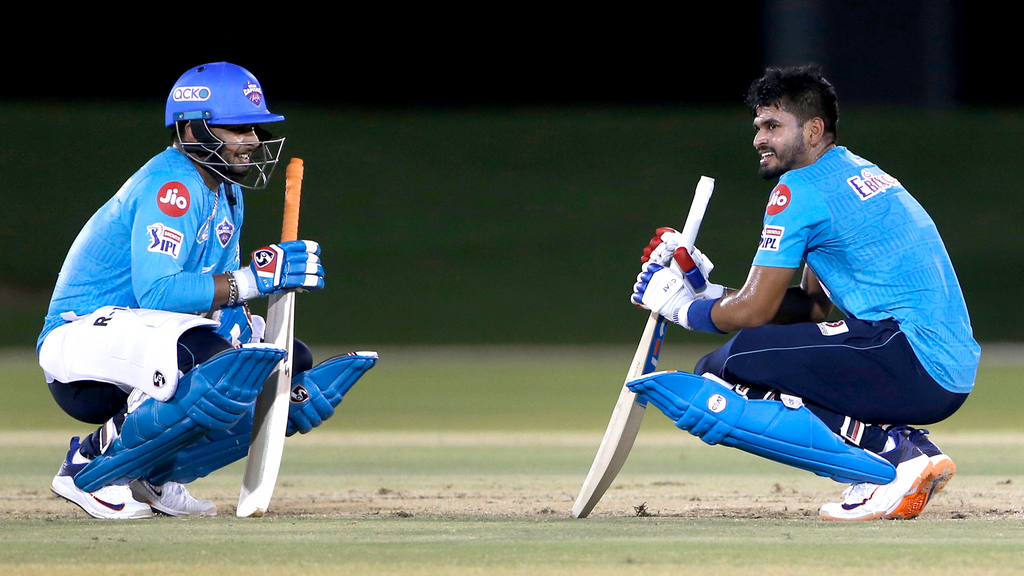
[216,217,235,248]
[243,81,263,106]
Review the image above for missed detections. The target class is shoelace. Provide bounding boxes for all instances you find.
[842,482,879,502]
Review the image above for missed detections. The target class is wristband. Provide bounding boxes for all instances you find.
[231,268,261,301]
[686,297,725,334]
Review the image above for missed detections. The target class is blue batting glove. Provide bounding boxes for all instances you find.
[286,377,335,436]
[233,240,325,300]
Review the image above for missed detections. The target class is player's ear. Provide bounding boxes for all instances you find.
[806,117,826,146]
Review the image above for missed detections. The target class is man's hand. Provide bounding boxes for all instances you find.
[631,260,699,324]
[233,240,325,300]
[642,227,714,278]
[212,304,265,346]
[641,228,724,300]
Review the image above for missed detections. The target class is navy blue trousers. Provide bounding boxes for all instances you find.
[694,318,968,452]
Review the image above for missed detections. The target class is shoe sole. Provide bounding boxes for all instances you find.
[51,476,152,520]
[819,457,935,522]
[927,455,956,496]
[917,454,956,510]
[883,460,936,520]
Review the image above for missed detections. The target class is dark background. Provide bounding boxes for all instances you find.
[2,2,1020,347]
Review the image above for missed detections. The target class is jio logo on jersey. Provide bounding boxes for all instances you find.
[157,182,191,217]
[766,184,791,215]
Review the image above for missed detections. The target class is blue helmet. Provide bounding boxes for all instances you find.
[167,63,286,189]
[165,62,285,128]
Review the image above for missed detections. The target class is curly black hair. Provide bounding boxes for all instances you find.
[745,65,838,143]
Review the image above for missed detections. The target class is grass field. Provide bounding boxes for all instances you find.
[2,344,1023,575]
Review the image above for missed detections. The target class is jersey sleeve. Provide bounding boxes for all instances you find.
[751,179,831,269]
[129,173,217,312]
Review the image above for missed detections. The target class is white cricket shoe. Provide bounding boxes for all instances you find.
[819,429,935,521]
[50,437,152,520]
[130,479,217,517]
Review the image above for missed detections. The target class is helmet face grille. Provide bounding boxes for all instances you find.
[176,120,286,190]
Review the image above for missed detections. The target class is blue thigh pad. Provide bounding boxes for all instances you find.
[627,371,896,484]
[75,345,286,491]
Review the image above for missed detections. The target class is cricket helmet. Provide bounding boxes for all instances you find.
[166,62,286,189]
[165,62,285,128]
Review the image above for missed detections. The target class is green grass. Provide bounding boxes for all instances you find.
[2,346,1023,575]
[3,429,1024,575]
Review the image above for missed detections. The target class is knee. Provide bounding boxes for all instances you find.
[48,380,129,424]
[177,328,233,374]
[293,339,314,374]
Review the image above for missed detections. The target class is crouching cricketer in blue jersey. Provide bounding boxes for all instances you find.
[630,66,980,521]
[37,62,377,519]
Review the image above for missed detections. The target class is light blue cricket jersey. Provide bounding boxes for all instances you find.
[752,146,979,394]
[38,147,244,352]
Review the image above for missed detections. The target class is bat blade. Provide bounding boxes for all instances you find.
[571,175,714,518]
[570,313,667,518]
[237,158,303,518]
[236,290,294,517]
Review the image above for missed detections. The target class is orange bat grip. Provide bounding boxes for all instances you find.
[281,158,303,242]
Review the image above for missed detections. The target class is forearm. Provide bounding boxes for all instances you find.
[705,266,798,333]
[136,272,218,313]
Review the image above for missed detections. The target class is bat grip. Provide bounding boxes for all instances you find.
[281,158,303,242]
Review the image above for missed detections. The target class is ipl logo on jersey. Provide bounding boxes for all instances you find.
[243,81,263,106]
[146,223,184,259]
[758,225,785,252]
[847,169,901,201]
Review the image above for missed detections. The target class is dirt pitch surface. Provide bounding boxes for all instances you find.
[5,431,1023,522]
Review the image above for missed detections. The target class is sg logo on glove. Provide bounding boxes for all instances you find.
[253,249,277,271]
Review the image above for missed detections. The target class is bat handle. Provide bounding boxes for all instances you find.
[281,158,303,243]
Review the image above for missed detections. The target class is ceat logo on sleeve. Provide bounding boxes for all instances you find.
[157,182,191,217]
[766,184,791,215]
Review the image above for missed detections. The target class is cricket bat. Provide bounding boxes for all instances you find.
[570,175,715,519]
[237,157,304,518]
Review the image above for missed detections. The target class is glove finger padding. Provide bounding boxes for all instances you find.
[249,240,325,296]
[641,227,678,263]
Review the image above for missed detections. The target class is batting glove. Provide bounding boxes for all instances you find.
[286,377,335,436]
[632,261,699,324]
[642,228,715,278]
[233,240,325,300]
[212,304,266,347]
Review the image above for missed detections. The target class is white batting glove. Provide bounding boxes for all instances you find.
[642,228,714,277]
[631,261,698,324]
